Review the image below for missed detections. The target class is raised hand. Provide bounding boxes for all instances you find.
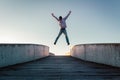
[51,13,54,16]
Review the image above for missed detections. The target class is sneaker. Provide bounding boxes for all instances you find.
[68,43,70,45]
[54,42,56,45]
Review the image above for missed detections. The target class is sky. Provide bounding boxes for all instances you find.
[0,0,120,55]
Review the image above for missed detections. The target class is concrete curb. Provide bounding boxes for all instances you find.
[0,44,49,68]
[70,43,120,67]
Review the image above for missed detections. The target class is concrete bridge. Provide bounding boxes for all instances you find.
[0,43,120,80]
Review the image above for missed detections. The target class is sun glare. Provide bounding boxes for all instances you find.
[0,35,15,43]
[54,52,70,56]
[50,45,73,56]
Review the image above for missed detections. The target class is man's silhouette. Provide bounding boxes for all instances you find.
[51,11,71,45]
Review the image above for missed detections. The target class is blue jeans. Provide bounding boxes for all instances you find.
[54,28,70,45]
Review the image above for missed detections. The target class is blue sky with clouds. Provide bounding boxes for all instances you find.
[0,0,120,55]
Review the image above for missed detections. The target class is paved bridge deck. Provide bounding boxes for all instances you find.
[0,56,120,80]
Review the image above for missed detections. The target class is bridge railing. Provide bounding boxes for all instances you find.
[0,44,49,68]
[70,43,120,67]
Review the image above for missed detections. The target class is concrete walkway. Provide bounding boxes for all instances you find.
[0,56,120,80]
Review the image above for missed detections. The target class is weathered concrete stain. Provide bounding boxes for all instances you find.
[0,44,49,68]
[71,43,120,67]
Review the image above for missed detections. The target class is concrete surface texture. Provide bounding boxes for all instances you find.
[70,43,120,67]
[0,44,49,68]
[0,56,120,80]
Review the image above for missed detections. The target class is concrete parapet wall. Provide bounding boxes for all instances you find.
[70,43,120,67]
[0,44,49,68]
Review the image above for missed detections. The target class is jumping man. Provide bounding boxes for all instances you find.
[51,11,71,45]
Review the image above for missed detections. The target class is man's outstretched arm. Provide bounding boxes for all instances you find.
[64,11,71,20]
[51,13,59,21]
